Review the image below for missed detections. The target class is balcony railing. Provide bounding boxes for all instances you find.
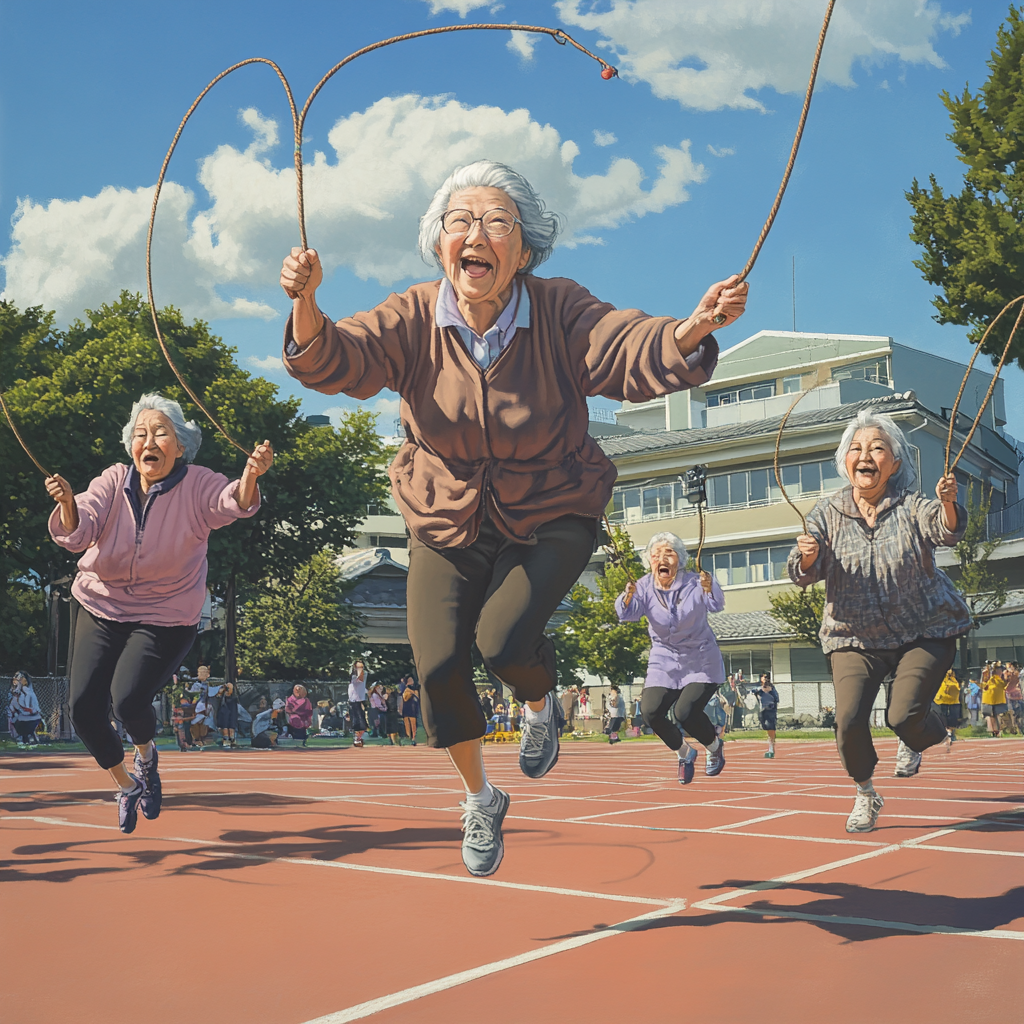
[606,487,838,526]
[988,498,1024,540]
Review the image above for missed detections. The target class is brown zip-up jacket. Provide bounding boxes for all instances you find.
[283,275,719,548]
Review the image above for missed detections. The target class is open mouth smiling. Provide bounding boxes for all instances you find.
[460,256,493,278]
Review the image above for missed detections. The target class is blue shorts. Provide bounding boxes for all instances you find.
[759,710,777,731]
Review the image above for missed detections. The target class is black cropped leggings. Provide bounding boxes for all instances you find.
[641,682,719,750]
[69,603,197,770]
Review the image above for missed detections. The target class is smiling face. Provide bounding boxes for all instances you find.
[435,186,531,307]
[649,543,681,589]
[845,428,901,497]
[131,409,184,487]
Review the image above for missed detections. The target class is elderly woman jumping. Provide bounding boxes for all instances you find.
[280,159,746,876]
[45,394,272,832]
[616,532,728,784]
[788,409,970,833]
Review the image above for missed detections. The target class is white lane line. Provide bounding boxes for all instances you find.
[914,844,1024,858]
[707,811,800,831]
[0,815,676,908]
[567,803,686,822]
[298,900,688,1024]
[507,814,887,848]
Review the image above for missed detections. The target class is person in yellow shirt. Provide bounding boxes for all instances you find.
[933,669,961,747]
[981,669,1008,737]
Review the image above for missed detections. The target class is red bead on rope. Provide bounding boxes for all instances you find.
[601,66,617,80]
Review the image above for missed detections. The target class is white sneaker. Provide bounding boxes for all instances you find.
[846,788,884,832]
[459,787,510,877]
[894,738,922,777]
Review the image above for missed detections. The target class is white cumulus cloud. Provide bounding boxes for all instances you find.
[424,0,492,16]
[3,95,705,323]
[507,28,539,62]
[555,0,970,111]
[707,144,735,157]
[247,354,285,372]
[593,130,618,147]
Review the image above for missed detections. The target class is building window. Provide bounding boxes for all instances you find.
[366,534,408,549]
[712,544,795,586]
[783,375,803,394]
[831,357,890,387]
[706,379,777,408]
[707,458,842,510]
[608,457,845,524]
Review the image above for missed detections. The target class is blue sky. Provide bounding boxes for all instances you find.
[2,0,1020,444]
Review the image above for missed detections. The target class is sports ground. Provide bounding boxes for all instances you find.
[2,736,1021,1024]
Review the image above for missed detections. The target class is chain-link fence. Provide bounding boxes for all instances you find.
[1,676,73,740]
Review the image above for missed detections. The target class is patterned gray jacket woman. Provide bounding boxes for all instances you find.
[787,408,969,836]
[788,485,970,653]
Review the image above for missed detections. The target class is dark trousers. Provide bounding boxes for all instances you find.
[829,637,956,782]
[69,603,197,770]
[407,513,596,748]
[641,682,719,750]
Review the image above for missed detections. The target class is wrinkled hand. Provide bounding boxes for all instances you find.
[45,474,74,506]
[796,533,820,568]
[692,275,748,329]
[622,581,636,607]
[280,248,323,300]
[246,440,274,477]
[936,474,958,504]
[700,570,713,594]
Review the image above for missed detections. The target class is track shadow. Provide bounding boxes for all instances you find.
[164,792,322,810]
[0,758,81,771]
[173,823,484,873]
[0,856,121,884]
[540,883,1024,943]
[0,795,101,813]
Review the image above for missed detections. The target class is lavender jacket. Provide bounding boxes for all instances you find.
[787,485,970,654]
[49,462,260,627]
[615,571,726,688]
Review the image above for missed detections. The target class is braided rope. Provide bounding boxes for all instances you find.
[146,58,299,457]
[145,27,614,455]
[0,391,51,477]
[695,502,707,573]
[773,383,828,535]
[943,295,1024,476]
[736,0,836,284]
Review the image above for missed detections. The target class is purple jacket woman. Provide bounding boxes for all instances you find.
[615,531,728,783]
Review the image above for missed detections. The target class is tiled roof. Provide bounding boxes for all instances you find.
[598,394,919,459]
[708,610,794,642]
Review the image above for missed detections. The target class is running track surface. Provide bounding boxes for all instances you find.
[2,738,1021,1024]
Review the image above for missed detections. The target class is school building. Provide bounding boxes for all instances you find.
[341,329,1024,719]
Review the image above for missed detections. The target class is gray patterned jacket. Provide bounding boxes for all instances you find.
[787,485,971,654]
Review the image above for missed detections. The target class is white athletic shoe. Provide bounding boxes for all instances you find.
[894,738,922,778]
[846,788,884,833]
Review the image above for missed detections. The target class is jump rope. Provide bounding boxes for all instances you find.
[5,2,1016,576]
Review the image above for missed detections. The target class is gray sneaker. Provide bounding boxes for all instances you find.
[894,739,922,777]
[846,788,884,832]
[459,786,510,877]
[518,694,561,779]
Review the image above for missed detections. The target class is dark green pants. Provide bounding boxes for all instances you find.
[407,514,596,748]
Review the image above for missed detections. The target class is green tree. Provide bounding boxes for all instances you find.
[236,549,363,679]
[768,585,824,649]
[0,294,390,674]
[556,525,649,686]
[907,6,1024,364]
[951,485,1008,676]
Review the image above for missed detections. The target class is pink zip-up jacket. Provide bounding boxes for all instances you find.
[49,462,260,627]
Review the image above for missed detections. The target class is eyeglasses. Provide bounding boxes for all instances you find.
[441,208,522,239]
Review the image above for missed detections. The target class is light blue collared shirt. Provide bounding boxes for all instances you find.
[435,277,531,369]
